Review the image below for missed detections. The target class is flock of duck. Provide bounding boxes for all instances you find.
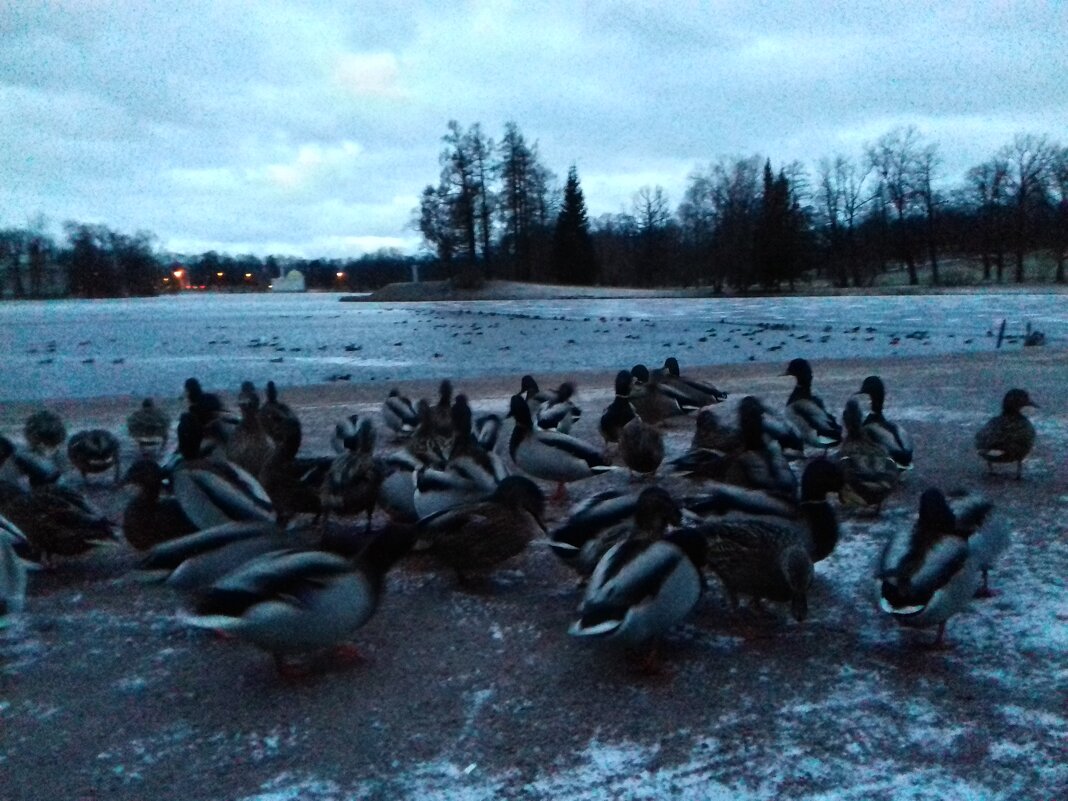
[0,357,1040,675]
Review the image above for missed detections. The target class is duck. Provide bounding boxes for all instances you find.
[121,459,198,550]
[519,375,554,417]
[534,382,582,433]
[946,490,1010,598]
[698,514,813,622]
[381,388,420,438]
[756,399,806,457]
[629,365,699,424]
[569,492,705,649]
[685,458,842,564]
[24,409,67,455]
[835,398,900,514]
[67,429,121,485]
[659,357,728,406]
[418,475,546,582]
[170,413,276,530]
[690,407,742,454]
[321,417,382,528]
[183,377,229,427]
[0,434,61,488]
[0,480,116,566]
[619,414,664,477]
[413,396,506,519]
[856,375,913,470]
[474,412,503,451]
[259,380,300,446]
[599,370,638,445]
[507,394,613,500]
[225,381,275,477]
[721,396,798,502]
[257,416,328,527]
[1,510,40,568]
[975,389,1038,479]
[0,535,27,626]
[783,358,841,450]
[430,379,456,443]
[135,520,294,592]
[876,488,981,646]
[330,414,363,454]
[126,398,171,458]
[179,525,416,675]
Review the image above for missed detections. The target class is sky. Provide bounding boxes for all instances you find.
[1,1,1066,259]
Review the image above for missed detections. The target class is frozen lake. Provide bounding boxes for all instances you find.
[0,291,1063,401]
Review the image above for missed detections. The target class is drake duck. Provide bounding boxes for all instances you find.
[259,380,301,446]
[0,535,27,626]
[720,396,798,503]
[507,394,613,500]
[136,520,293,592]
[0,480,116,566]
[171,413,276,530]
[856,376,913,470]
[183,378,229,427]
[660,357,728,406]
[0,435,61,488]
[413,395,506,519]
[599,370,638,445]
[67,429,121,485]
[946,490,1010,598]
[321,417,382,528]
[619,414,664,477]
[121,459,198,550]
[225,382,275,477]
[876,488,981,646]
[24,409,67,455]
[126,398,171,458]
[550,486,685,579]
[418,475,545,582]
[180,525,415,674]
[519,375,553,417]
[699,514,813,621]
[569,493,705,648]
[835,398,900,514]
[783,358,841,450]
[975,389,1038,479]
[629,365,699,424]
[534,381,582,433]
[381,388,420,438]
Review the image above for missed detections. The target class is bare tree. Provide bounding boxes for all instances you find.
[1049,144,1068,283]
[816,155,873,286]
[867,126,925,285]
[915,143,942,285]
[966,158,1009,281]
[999,132,1056,282]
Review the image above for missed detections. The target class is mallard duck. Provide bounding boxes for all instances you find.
[619,415,664,477]
[430,379,455,442]
[136,520,293,591]
[258,416,327,527]
[721,397,798,502]
[535,381,582,433]
[406,399,449,465]
[599,370,638,445]
[259,380,300,445]
[551,486,685,579]
[418,475,545,582]
[171,413,276,530]
[756,399,806,456]
[180,525,415,674]
[413,396,506,519]
[835,398,900,514]
[0,435,61,488]
[126,398,171,458]
[0,535,27,625]
[660,357,728,406]
[225,382,275,476]
[877,488,981,646]
[121,459,198,550]
[330,414,363,455]
[946,490,1010,598]
[474,412,503,451]
[67,429,121,485]
[857,375,913,470]
[24,409,67,455]
[519,375,553,417]
[381,388,419,438]
[569,506,705,648]
[783,358,841,450]
[975,389,1038,479]
[629,365,699,424]
[0,480,116,566]
[321,417,382,528]
[699,514,813,621]
[507,394,613,500]
[183,378,228,427]
[690,407,742,454]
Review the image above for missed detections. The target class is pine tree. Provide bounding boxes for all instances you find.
[552,166,599,285]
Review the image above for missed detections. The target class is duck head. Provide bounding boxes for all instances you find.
[613,370,633,397]
[507,394,535,429]
[783,358,813,385]
[183,378,204,403]
[800,457,843,502]
[520,375,540,396]
[451,395,474,436]
[631,364,651,385]
[664,357,682,377]
[634,486,682,535]
[237,381,260,412]
[493,476,547,530]
[858,375,886,411]
[1002,388,1038,413]
[917,488,956,542]
[841,397,865,437]
[737,396,766,449]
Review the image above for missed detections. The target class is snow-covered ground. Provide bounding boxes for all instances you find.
[0,291,1063,400]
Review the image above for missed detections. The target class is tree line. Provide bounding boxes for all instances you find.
[416,122,1068,289]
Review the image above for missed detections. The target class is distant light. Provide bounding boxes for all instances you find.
[216,272,224,278]
[245,272,253,278]
[173,268,184,278]
[336,272,346,279]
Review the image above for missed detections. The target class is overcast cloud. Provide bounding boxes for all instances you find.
[1,1,1065,258]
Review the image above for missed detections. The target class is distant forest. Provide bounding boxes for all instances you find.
[1,123,1066,299]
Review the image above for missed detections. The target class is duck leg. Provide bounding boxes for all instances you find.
[550,482,568,503]
[974,569,996,599]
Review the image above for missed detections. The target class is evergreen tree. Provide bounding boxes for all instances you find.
[552,166,599,285]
